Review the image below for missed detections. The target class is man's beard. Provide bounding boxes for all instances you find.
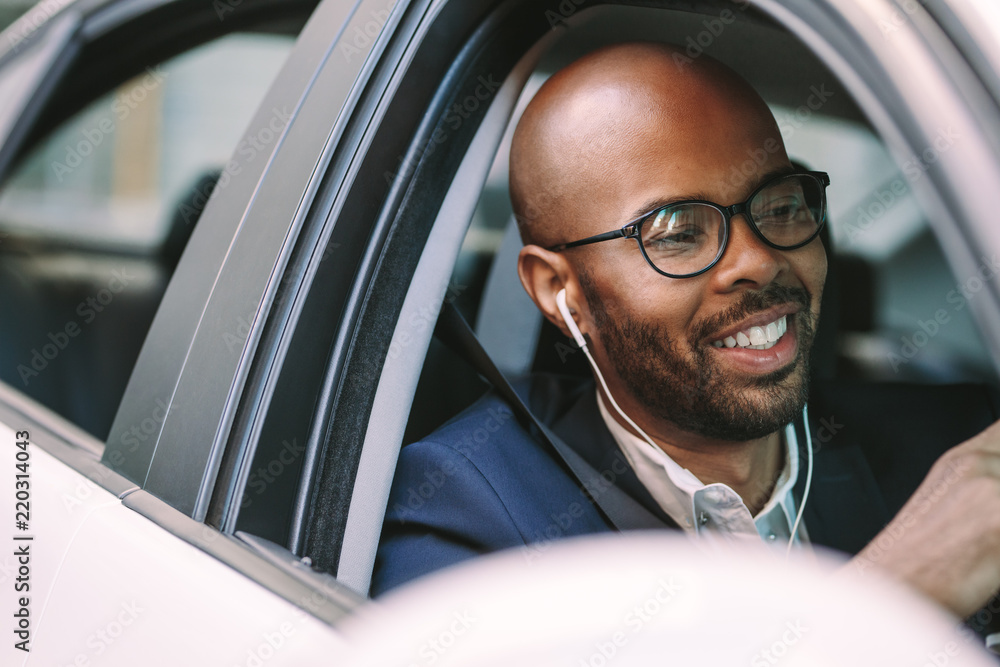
[578,275,817,441]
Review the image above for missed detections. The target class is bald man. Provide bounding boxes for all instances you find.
[373,44,1000,628]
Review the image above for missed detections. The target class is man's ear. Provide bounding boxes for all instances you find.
[517,245,592,341]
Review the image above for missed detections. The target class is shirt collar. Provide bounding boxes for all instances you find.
[595,390,802,542]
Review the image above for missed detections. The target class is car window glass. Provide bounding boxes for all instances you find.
[775,107,998,383]
[0,32,295,440]
[0,33,291,248]
[0,12,76,145]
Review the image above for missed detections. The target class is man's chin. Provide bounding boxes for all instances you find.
[676,360,810,442]
[728,355,803,392]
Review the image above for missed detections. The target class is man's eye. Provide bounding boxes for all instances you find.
[642,205,716,253]
[645,227,705,250]
[757,197,805,222]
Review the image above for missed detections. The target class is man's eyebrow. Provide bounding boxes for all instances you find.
[627,193,713,221]
[625,165,799,223]
[742,165,799,194]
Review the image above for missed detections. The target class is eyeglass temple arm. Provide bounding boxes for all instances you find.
[548,229,627,252]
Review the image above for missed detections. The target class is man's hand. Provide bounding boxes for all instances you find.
[850,419,1000,617]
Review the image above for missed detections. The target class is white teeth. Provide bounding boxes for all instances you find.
[711,315,789,350]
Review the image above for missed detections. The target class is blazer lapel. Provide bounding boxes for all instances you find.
[526,374,894,551]
[795,411,892,556]
[549,383,680,531]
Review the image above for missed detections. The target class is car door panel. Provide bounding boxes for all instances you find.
[28,495,350,666]
[0,414,353,664]
[107,0,400,519]
[0,422,122,654]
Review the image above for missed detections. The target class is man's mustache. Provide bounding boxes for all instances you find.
[693,284,813,341]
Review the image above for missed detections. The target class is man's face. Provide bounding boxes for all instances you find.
[567,93,827,442]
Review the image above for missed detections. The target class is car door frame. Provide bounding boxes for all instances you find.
[75,0,1000,606]
[290,0,1000,596]
[0,0,367,626]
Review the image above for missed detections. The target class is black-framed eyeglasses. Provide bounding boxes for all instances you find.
[547,170,830,278]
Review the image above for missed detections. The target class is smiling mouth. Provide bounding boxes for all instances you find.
[710,315,788,351]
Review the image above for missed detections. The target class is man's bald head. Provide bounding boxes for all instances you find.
[509,42,783,247]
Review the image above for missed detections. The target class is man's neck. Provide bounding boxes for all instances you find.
[599,390,784,517]
[660,433,784,517]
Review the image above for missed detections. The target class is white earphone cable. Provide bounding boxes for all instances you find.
[786,404,814,556]
[555,291,663,454]
[555,289,812,555]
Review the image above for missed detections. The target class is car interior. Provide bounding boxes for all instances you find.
[3,0,999,632]
[327,2,1000,597]
[398,4,1000,500]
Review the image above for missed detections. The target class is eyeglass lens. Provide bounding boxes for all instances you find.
[639,173,823,276]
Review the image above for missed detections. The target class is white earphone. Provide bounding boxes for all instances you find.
[556,289,650,444]
[554,287,812,554]
[556,289,588,348]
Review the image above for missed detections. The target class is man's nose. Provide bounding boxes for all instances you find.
[708,213,790,290]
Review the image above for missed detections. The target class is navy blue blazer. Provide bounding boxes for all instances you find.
[371,375,999,597]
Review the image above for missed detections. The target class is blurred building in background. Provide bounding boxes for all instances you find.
[0,0,298,432]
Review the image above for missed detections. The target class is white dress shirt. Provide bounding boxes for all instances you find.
[596,391,810,551]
